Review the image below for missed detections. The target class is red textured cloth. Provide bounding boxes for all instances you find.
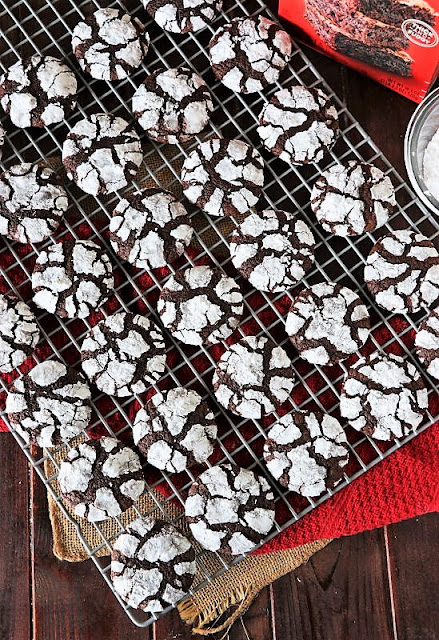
[1,227,438,554]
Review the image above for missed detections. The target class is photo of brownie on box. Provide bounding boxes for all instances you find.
[304,0,437,77]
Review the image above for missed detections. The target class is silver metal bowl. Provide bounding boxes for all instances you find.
[405,87,439,216]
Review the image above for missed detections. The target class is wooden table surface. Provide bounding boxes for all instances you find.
[1,21,438,640]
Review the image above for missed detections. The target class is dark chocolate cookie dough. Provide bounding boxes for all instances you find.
[142,0,222,33]
[0,293,40,373]
[415,308,439,382]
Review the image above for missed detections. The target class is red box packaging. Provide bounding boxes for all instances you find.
[278,0,439,102]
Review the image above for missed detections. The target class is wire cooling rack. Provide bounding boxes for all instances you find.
[0,0,438,628]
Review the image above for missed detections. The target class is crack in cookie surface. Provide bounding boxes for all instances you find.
[0,293,40,373]
[209,16,292,93]
[415,308,439,382]
[142,0,222,33]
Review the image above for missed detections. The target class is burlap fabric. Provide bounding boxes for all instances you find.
[43,146,330,633]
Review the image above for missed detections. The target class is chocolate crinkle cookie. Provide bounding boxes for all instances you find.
[286,282,371,366]
[415,308,439,381]
[310,160,396,236]
[209,16,292,94]
[133,387,217,473]
[72,8,149,81]
[58,436,146,521]
[142,0,222,33]
[257,85,339,165]
[0,55,77,128]
[109,188,193,269]
[185,463,275,555]
[263,410,349,497]
[132,67,213,144]
[62,113,143,196]
[80,311,166,397]
[340,352,428,441]
[5,360,92,448]
[181,138,264,217]
[158,265,243,346]
[364,229,439,314]
[32,239,115,319]
[0,163,68,244]
[229,209,315,293]
[111,517,196,612]
[213,335,295,419]
[0,293,40,374]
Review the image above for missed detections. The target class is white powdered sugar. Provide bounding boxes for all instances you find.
[415,307,439,381]
[229,209,315,293]
[340,352,428,441]
[0,293,40,373]
[142,0,222,34]
[423,128,439,203]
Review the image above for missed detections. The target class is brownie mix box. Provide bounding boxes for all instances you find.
[278,0,439,102]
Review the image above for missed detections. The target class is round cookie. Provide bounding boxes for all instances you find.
[62,113,143,196]
[80,311,166,397]
[0,55,77,128]
[285,283,371,366]
[142,0,222,33]
[311,161,396,236]
[263,410,349,497]
[32,239,114,319]
[181,138,264,217]
[58,437,146,522]
[109,188,193,269]
[340,352,428,441]
[157,265,243,346]
[133,387,217,473]
[257,85,339,165]
[209,16,292,94]
[72,8,149,81]
[415,308,439,381]
[5,360,92,448]
[212,335,295,419]
[0,293,40,373]
[0,163,68,244]
[364,229,439,314]
[185,463,275,555]
[132,67,213,144]
[111,517,196,612]
[229,209,316,293]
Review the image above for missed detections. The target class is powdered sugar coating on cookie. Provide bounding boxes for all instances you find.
[0,163,68,244]
[340,352,428,441]
[5,360,92,447]
[185,463,275,555]
[286,283,371,366]
[257,85,339,165]
[111,517,196,612]
[181,138,264,217]
[62,113,143,195]
[415,308,439,381]
[263,410,349,497]
[0,293,40,373]
[364,229,439,314]
[80,311,166,397]
[109,188,193,269]
[0,55,77,128]
[142,0,221,33]
[133,387,217,473]
[158,265,243,346]
[32,239,115,319]
[132,67,213,144]
[212,335,295,419]
[311,161,396,236]
[59,437,146,521]
[209,16,292,94]
[229,209,315,293]
[72,8,149,81]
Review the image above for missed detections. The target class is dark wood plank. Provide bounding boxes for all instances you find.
[153,607,193,640]
[269,529,395,640]
[386,514,439,640]
[229,580,274,640]
[30,464,152,640]
[0,434,31,640]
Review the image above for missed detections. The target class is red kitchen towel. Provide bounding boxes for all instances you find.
[1,231,438,554]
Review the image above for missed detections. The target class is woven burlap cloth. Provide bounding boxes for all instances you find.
[43,146,330,635]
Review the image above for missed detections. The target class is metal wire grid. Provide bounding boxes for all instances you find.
[0,0,437,627]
